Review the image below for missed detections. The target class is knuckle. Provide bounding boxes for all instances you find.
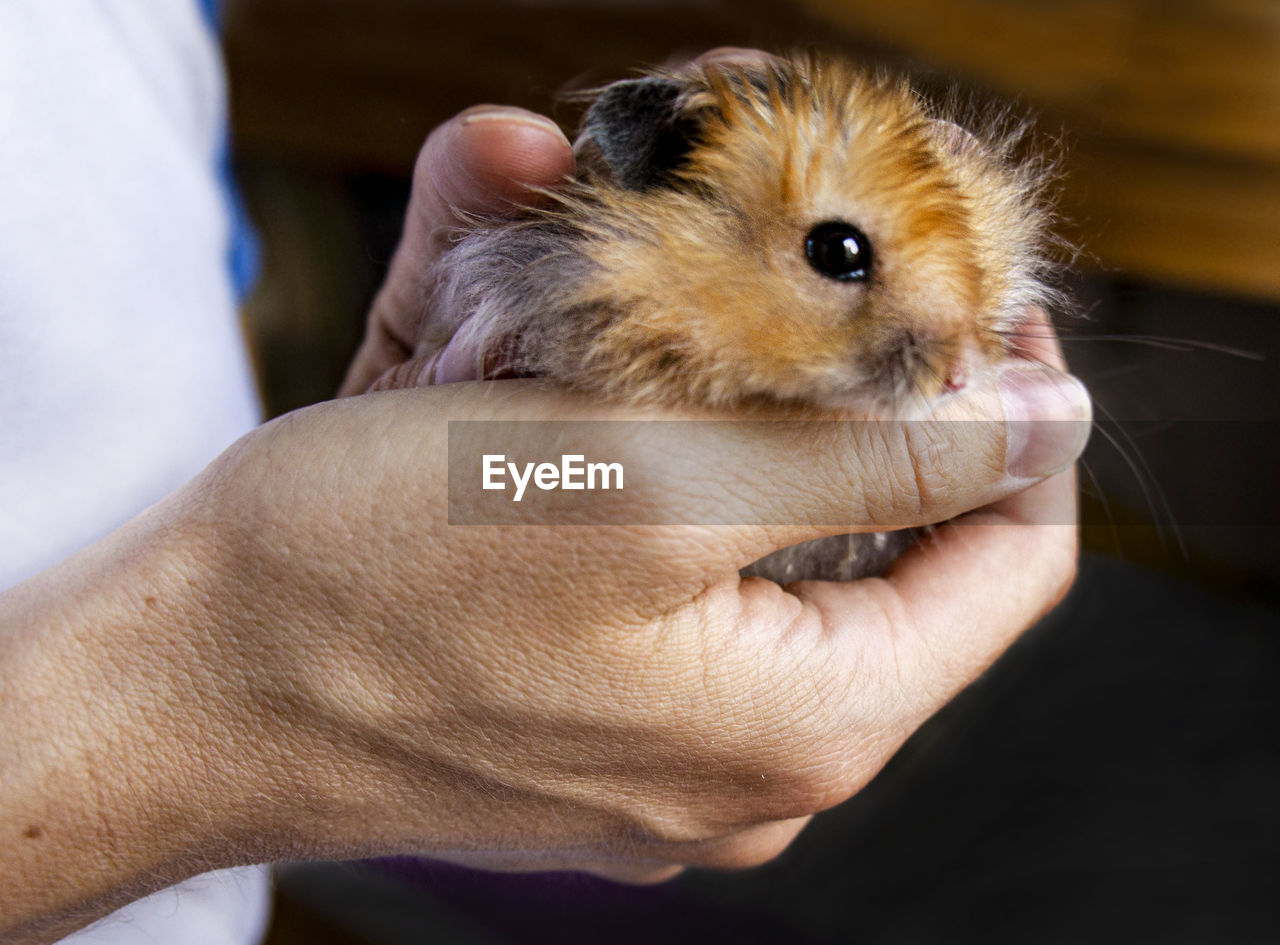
[774,752,860,816]
[626,770,834,851]
[901,421,958,516]
[857,422,930,525]
[629,804,719,848]
[738,746,855,825]
[703,836,788,870]
[698,819,809,870]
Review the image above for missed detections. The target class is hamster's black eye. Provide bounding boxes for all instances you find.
[805,221,873,282]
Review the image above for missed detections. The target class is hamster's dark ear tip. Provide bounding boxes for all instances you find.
[580,76,699,191]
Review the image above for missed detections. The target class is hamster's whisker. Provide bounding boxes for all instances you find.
[990,327,1263,361]
[1077,453,1123,556]
[1089,398,1186,561]
[1057,334,1264,360]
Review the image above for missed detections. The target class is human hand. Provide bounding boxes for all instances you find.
[1,338,1087,944]
[171,356,1088,885]
[317,51,1088,883]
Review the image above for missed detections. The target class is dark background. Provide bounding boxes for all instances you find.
[219,1,1280,941]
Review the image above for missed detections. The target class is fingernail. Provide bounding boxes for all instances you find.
[433,334,480,384]
[414,348,443,387]
[461,108,570,144]
[695,47,776,69]
[999,365,1092,479]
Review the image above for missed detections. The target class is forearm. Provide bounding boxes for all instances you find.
[0,506,244,944]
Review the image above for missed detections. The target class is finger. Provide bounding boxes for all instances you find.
[367,325,483,391]
[408,106,574,256]
[641,361,1091,569]
[691,47,782,70]
[340,107,574,396]
[1008,306,1067,371]
[436,360,1089,586]
[367,350,440,393]
[797,466,1079,727]
[656,816,812,871]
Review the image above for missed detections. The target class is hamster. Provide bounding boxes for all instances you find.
[424,53,1063,582]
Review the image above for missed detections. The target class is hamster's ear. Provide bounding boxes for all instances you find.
[579,77,701,191]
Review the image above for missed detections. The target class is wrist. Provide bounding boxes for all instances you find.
[0,494,255,941]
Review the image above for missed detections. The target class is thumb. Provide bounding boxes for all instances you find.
[441,361,1090,577]
[680,361,1092,567]
[341,106,574,397]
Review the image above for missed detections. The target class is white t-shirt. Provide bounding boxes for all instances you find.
[0,1,269,941]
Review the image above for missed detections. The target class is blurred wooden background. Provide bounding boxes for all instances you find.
[225,0,1280,301]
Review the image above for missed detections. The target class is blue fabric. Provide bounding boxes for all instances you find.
[197,0,260,300]
[197,0,222,28]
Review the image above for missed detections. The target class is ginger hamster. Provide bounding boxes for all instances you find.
[426,53,1063,580]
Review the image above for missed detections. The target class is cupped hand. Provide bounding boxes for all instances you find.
[2,346,1086,942]
[309,72,1090,883]
[179,352,1087,885]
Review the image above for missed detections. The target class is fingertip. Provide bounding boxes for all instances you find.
[432,332,480,384]
[458,104,567,138]
[422,106,575,220]
[693,46,780,69]
[997,364,1092,480]
[1009,307,1068,371]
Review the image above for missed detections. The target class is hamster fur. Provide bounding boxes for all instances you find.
[425,53,1063,581]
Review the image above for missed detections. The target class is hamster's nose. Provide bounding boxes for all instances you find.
[941,339,990,394]
[944,362,969,393]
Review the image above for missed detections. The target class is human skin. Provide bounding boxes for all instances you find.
[0,85,1090,945]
